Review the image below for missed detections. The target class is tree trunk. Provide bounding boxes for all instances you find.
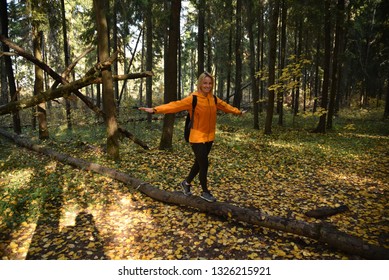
[0,51,6,104]
[112,0,119,109]
[94,0,119,160]
[31,1,49,140]
[264,0,280,135]
[159,0,181,150]
[0,0,21,134]
[314,0,331,133]
[197,0,205,76]
[226,0,233,103]
[258,4,265,114]
[313,32,321,113]
[278,0,287,126]
[293,18,302,116]
[233,0,242,109]
[245,0,259,130]
[145,0,153,124]
[60,0,72,130]
[385,73,389,119]
[327,0,345,129]
[0,128,387,260]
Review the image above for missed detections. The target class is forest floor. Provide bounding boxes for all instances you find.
[0,107,388,260]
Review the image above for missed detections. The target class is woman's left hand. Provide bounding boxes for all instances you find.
[139,107,154,114]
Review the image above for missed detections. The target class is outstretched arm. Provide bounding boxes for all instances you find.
[138,107,155,114]
[216,97,245,115]
[138,95,193,115]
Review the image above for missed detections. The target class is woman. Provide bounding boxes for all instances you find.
[139,72,243,202]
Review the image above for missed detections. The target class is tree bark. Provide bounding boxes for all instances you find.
[327,0,345,129]
[32,26,49,140]
[233,0,242,109]
[244,0,259,130]
[293,18,302,116]
[159,0,181,150]
[264,0,280,135]
[385,73,389,118]
[0,0,21,134]
[197,0,205,77]
[145,0,153,123]
[60,0,72,130]
[277,0,287,126]
[94,0,119,160]
[226,0,233,103]
[112,0,119,109]
[314,0,331,133]
[0,128,387,260]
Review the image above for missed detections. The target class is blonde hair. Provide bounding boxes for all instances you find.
[197,71,214,93]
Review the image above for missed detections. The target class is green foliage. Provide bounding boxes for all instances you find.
[260,55,312,94]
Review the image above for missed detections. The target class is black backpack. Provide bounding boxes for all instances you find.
[184,95,217,142]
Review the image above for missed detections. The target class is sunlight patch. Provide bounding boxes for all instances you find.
[2,168,34,189]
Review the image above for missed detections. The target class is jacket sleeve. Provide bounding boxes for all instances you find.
[216,97,242,115]
[154,95,193,114]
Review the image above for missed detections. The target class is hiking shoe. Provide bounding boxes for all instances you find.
[200,192,217,202]
[180,180,192,196]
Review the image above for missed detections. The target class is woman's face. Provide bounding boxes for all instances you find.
[200,76,213,94]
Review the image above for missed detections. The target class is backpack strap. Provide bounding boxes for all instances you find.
[190,95,197,129]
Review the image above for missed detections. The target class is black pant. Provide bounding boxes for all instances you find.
[186,141,213,193]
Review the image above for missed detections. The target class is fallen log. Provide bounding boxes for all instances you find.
[0,35,150,150]
[0,128,387,260]
[0,74,99,115]
[305,205,349,219]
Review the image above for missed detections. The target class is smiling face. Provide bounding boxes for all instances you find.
[200,76,213,94]
[197,72,214,95]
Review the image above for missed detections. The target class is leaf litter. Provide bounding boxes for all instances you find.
[0,113,388,260]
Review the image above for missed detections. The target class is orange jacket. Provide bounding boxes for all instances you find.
[154,92,241,143]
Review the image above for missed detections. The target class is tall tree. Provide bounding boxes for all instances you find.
[159,0,181,150]
[258,3,265,114]
[264,0,280,135]
[60,0,72,130]
[293,17,303,116]
[145,0,153,123]
[0,0,21,134]
[327,0,345,129]
[233,0,242,109]
[277,0,287,126]
[94,0,119,160]
[245,0,259,129]
[197,0,205,76]
[375,0,389,118]
[113,0,119,110]
[31,0,49,140]
[226,0,233,103]
[314,0,331,133]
